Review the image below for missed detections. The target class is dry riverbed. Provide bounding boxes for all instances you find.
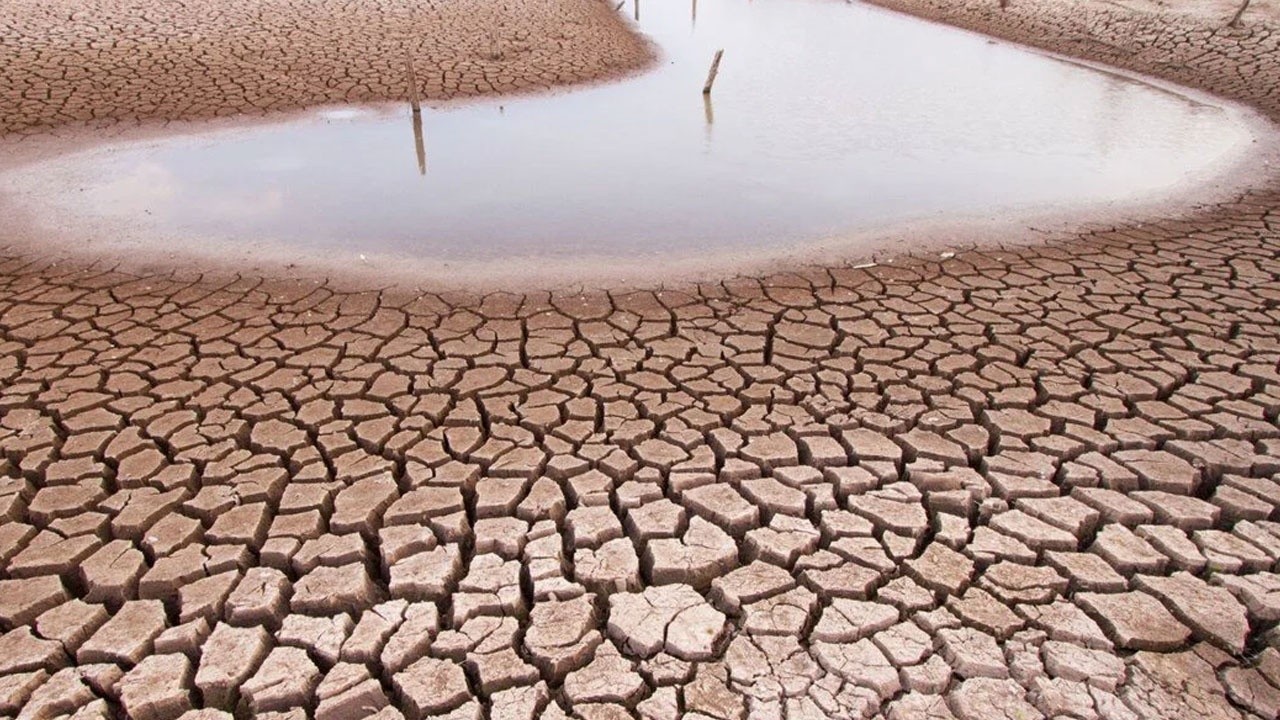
[2,0,1280,719]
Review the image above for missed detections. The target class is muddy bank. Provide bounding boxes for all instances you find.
[0,0,654,137]
[862,0,1280,121]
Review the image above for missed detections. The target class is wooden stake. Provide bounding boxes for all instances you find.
[1228,0,1251,26]
[405,50,422,115]
[702,49,723,95]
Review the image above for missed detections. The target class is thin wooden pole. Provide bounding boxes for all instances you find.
[702,49,724,95]
[1228,0,1251,26]
[405,50,422,115]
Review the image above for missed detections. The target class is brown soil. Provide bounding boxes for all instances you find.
[1,0,1280,718]
[0,0,654,137]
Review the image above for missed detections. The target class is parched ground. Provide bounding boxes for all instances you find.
[0,0,652,137]
[3,0,1280,719]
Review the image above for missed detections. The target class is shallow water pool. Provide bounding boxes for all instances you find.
[1,0,1267,275]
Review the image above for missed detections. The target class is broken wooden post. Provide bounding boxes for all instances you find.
[405,50,422,115]
[702,49,723,95]
[1228,0,1251,26]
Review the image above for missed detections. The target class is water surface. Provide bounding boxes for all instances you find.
[1,0,1265,272]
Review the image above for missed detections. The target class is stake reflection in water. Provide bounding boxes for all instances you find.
[411,111,426,175]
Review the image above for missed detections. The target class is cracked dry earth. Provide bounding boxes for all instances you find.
[12,242,1280,720]
[4,2,1280,720]
[0,0,650,137]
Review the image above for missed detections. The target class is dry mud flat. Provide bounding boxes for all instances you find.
[2,1,1280,720]
[0,0,652,137]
